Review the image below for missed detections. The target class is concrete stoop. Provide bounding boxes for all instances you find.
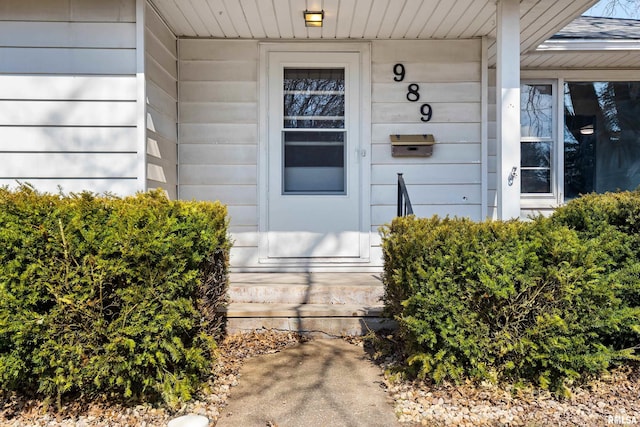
[221,273,395,337]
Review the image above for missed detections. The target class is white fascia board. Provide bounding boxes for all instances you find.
[536,39,640,52]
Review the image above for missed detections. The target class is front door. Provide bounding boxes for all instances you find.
[265,50,367,260]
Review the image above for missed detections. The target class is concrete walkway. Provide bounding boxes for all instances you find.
[216,339,400,427]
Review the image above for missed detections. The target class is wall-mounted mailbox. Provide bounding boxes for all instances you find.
[390,134,435,157]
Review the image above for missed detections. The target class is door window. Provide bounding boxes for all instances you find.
[282,68,346,194]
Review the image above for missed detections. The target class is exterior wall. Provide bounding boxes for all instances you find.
[177,39,482,269]
[487,67,640,220]
[145,2,178,198]
[0,0,141,195]
[177,40,259,266]
[370,39,484,259]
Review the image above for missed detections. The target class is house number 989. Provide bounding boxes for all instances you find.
[393,63,433,122]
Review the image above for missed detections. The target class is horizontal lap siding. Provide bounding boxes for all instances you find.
[371,40,483,234]
[177,39,482,268]
[178,39,259,257]
[145,2,178,198]
[0,0,139,195]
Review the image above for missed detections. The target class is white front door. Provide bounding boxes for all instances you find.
[264,49,368,261]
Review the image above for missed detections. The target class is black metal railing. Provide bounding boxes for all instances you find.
[397,173,414,217]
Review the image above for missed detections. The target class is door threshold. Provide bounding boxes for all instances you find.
[232,264,382,273]
[259,257,371,264]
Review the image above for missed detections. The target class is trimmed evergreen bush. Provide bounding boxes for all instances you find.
[0,185,230,407]
[381,193,640,393]
[552,190,640,350]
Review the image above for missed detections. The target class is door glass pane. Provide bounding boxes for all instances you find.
[284,68,345,129]
[283,68,346,194]
[283,131,345,193]
[564,82,640,200]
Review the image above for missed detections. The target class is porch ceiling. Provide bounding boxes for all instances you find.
[149,1,597,53]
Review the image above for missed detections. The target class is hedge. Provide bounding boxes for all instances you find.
[381,191,640,393]
[0,185,230,407]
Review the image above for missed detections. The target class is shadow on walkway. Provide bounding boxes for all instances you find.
[216,339,400,427]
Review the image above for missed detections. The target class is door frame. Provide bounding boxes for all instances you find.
[258,42,372,268]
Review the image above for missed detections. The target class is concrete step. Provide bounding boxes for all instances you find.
[229,272,384,304]
[222,303,394,337]
[229,283,383,305]
[222,272,393,337]
[223,302,384,318]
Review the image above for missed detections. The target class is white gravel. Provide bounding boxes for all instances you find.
[387,363,640,426]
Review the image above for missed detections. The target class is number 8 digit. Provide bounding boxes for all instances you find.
[407,84,420,102]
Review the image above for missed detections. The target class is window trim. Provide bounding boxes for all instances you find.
[520,72,640,210]
[557,77,565,206]
[561,78,640,203]
[520,79,559,209]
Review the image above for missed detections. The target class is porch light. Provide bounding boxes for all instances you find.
[304,10,324,27]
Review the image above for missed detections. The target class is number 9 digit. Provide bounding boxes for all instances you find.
[420,103,432,122]
[393,63,405,82]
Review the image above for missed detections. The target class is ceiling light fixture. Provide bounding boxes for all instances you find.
[304,10,324,27]
[580,124,594,135]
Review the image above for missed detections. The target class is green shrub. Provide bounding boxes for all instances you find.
[552,190,640,349]
[382,208,640,393]
[0,185,230,407]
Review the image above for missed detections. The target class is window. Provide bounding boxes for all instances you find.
[520,83,554,195]
[282,68,346,194]
[564,82,640,200]
[520,80,640,205]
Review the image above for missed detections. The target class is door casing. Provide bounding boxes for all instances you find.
[258,42,372,268]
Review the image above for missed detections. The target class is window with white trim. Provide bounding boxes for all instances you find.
[563,81,640,200]
[520,83,555,196]
[521,80,640,206]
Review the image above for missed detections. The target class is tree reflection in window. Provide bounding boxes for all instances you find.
[283,68,345,129]
[281,68,347,194]
[521,84,553,193]
[564,82,640,200]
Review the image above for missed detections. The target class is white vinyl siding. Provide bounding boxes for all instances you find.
[371,40,483,258]
[177,39,482,269]
[145,2,178,198]
[0,0,139,195]
[177,39,259,265]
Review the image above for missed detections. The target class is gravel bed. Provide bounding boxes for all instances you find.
[374,339,640,427]
[0,331,305,427]
[2,331,638,426]
[388,367,640,426]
